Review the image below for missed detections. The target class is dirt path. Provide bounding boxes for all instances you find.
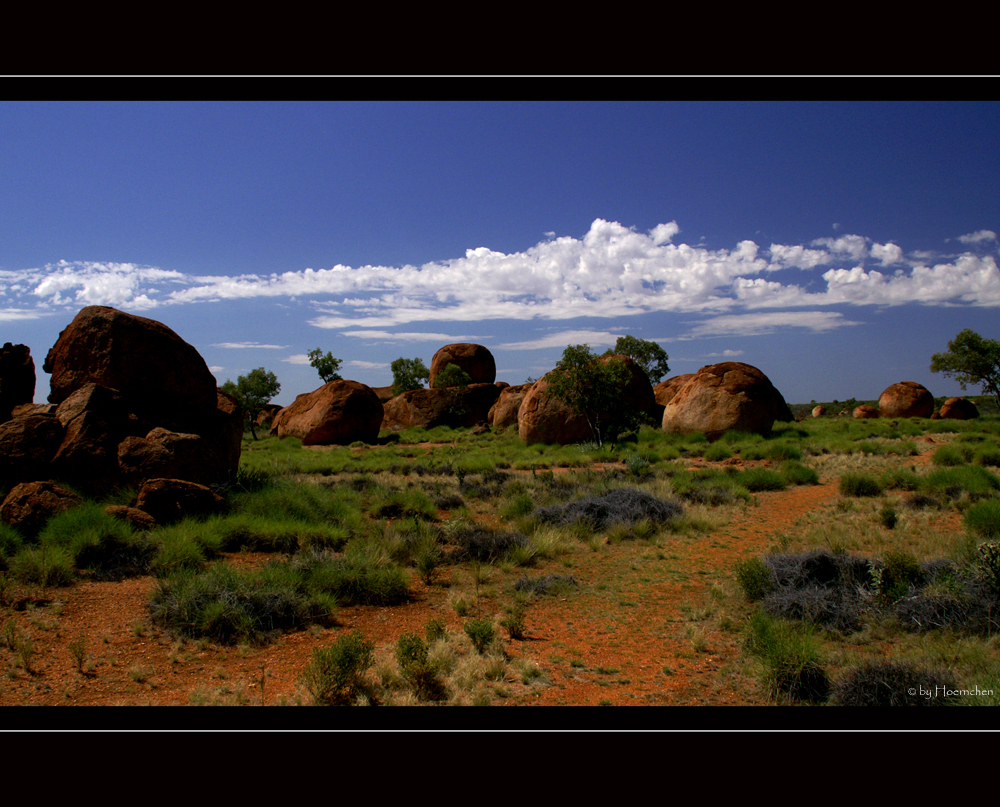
[0,446,933,712]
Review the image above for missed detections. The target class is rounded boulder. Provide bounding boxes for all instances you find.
[270,380,383,445]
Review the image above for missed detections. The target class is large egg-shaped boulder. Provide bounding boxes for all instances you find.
[878,381,934,418]
[428,344,496,387]
[270,380,383,445]
[661,362,788,441]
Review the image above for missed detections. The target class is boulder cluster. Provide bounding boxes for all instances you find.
[0,306,241,534]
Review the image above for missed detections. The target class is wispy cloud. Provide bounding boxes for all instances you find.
[6,220,999,341]
[212,341,289,349]
[686,311,863,337]
[498,329,622,351]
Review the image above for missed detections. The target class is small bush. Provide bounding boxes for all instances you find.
[932,444,974,467]
[9,545,75,587]
[739,468,786,492]
[301,630,376,705]
[965,500,1000,540]
[734,557,775,602]
[703,443,733,462]
[464,618,496,654]
[513,573,579,597]
[781,461,819,486]
[830,661,959,706]
[534,487,682,530]
[448,527,531,563]
[840,472,884,498]
[395,632,447,700]
[878,506,898,530]
[744,611,830,703]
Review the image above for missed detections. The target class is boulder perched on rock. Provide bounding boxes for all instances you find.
[0,343,35,422]
[134,478,225,525]
[488,383,532,430]
[853,405,880,419]
[104,504,158,531]
[428,344,496,387]
[519,356,654,445]
[0,480,82,538]
[270,380,383,445]
[661,362,788,441]
[878,381,934,418]
[382,383,501,431]
[118,428,218,486]
[938,397,979,420]
[44,305,219,415]
[812,405,826,418]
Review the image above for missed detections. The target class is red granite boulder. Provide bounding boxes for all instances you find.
[43,305,218,415]
[134,478,226,525]
[938,397,979,420]
[519,355,654,445]
[661,362,788,441]
[878,381,934,418]
[0,480,82,538]
[382,383,501,431]
[0,413,65,488]
[428,344,496,387]
[0,343,35,423]
[270,380,383,445]
[488,383,532,430]
[853,405,880,419]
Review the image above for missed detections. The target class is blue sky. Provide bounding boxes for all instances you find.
[2,99,999,407]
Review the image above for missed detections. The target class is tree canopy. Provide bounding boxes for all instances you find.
[547,344,635,447]
[930,329,1000,410]
[605,335,670,384]
[431,363,472,389]
[221,367,281,440]
[391,357,430,396]
[307,348,343,384]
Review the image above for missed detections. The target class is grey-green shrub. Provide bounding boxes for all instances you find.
[301,630,375,705]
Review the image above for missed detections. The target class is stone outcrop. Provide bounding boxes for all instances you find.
[382,383,501,431]
[44,306,219,415]
[0,343,35,422]
[938,397,979,420]
[518,355,654,445]
[812,405,826,418]
[0,306,242,506]
[488,383,532,430]
[428,344,496,388]
[270,380,383,445]
[878,381,934,418]
[134,478,226,526]
[0,481,83,538]
[661,362,789,441]
[853,405,880,419]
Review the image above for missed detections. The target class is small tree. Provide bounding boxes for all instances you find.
[431,363,472,389]
[930,329,1000,411]
[221,367,281,440]
[547,344,634,447]
[307,348,343,384]
[605,335,670,384]
[391,357,430,396]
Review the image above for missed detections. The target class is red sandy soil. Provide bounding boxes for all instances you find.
[0,441,960,721]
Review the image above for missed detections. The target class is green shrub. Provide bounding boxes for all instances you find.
[923,465,1000,500]
[766,443,802,462]
[395,632,447,700]
[735,557,775,602]
[780,461,819,486]
[965,499,1000,540]
[839,472,884,497]
[932,444,974,467]
[149,562,337,645]
[500,493,534,519]
[878,550,923,601]
[974,445,1000,468]
[464,618,497,654]
[878,506,898,530]
[703,443,733,462]
[744,611,829,703]
[739,468,786,492]
[9,545,75,586]
[294,551,410,606]
[301,630,375,705]
[39,503,152,579]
